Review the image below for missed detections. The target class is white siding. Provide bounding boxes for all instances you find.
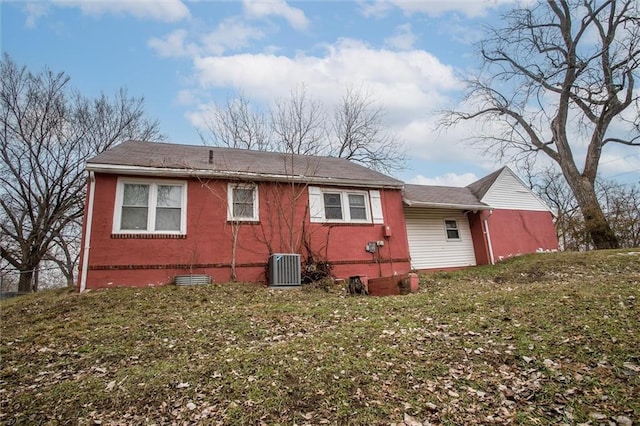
[481,169,551,211]
[404,208,477,270]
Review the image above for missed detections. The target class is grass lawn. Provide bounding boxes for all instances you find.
[1,250,639,425]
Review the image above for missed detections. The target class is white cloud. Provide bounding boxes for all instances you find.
[445,20,486,45]
[175,89,200,106]
[186,38,480,164]
[64,0,190,22]
[243,0,309,31]
[23,3,49,28]
[148,29,198,58]
[185,102,215,129]
[357,0,393,18]
[384,23,417,50]
[192,38,460,107]
[149,18,265,58]
[408,172,479,187]
[24,0,190,25]
[359,0,517,18]
[599,152,640,180]
[200,17,265,55]
[396,114,507,166]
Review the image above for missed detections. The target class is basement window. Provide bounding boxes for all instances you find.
[444,219,460,241]
[114,178,187,234]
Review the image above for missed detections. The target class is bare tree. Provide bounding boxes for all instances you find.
[330,86,406,174]
[442,0,640,249]
[597,179,640,248]
[532,168,591,250]
[0,54,162,292]
[271,85,325,156]
[43,220,82,287]
[199,92,272,151]
[200,85,407,174]
[532,168,640,250]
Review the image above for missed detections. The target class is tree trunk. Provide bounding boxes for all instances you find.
[18,270,33,293]
[570,176,619,250]
[58,267,75,288]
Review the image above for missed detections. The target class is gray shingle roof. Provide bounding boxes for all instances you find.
[87,140,404,188]
[466,167,506,199]
[403,184,490,210]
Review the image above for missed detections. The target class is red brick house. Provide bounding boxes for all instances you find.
[78,141,558,290]
[78,140,412,290]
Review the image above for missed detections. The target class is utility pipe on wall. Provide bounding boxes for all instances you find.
[484,209,495,265]
[79,171,96,292]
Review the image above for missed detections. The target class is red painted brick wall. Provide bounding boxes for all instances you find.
[78,174,411,289]
[468,211,490,266]
[468,209,558,265]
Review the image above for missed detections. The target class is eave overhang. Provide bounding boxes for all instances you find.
[403,199,491,211]
[86,163,405,190]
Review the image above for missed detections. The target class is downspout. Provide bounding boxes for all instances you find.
[79,171,96,292]
[483,209,495,265]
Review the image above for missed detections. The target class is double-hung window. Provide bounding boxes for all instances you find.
[309,187,383,224]
[227,183,259,221]
[323,193,343,220]
[114,179,187,234]
[322,191,369,222]
[444,219,460,240]
[348,194,367,220]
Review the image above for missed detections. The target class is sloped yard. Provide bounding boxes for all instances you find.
[1,250,639,425]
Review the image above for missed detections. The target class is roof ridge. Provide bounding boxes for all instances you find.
[466,166,508,199]
[118,139,373,165]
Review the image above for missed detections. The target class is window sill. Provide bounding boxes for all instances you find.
[111,233,187,239]
[320,222,375,227]
[226,220,260,225]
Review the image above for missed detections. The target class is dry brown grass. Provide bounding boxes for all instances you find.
[1,249,639,425]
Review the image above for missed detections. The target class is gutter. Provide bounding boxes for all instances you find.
[79,171,96,292]
[86,163,404,190]
[403,199,491,211]
[484,209,495,265]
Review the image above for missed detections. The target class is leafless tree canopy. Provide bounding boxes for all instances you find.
[330,86,405,174]
[442,0,639,249]
[200,85,406,175]
[199,93,272,151]
[533,169,640,250]
[0,54,162,292]
[271,85,326,156]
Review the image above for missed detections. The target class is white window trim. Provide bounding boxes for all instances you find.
[309,186,382,224]
[113,177,187,235]
[444,218,461,241]
[227,183,259,221]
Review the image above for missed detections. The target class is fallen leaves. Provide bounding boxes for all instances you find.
[1,250,639,424]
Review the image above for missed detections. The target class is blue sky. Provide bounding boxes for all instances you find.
[2,0,639,186]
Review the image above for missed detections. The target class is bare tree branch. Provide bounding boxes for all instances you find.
[440,0,640,249]
[199,84,407,174]
[198,92,272,151]
[0,54,163,291]
[271,84,325,156]
[329,85,406,174]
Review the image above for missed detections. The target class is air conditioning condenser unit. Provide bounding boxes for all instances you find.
[269,253,301,287]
